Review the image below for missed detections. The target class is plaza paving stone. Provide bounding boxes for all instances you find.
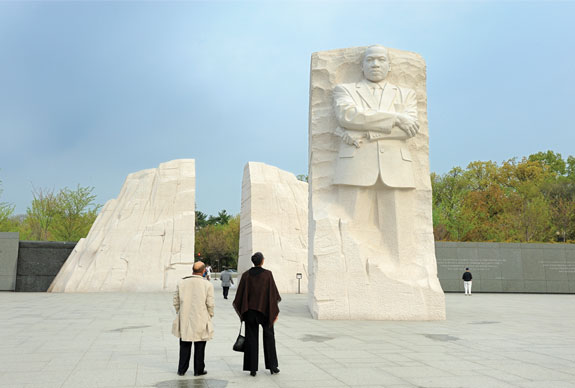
[1,281,575,387]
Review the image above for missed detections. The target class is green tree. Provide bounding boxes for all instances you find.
[431,168,473,240]
[0,200,15,232]
[0,175,15,230]
[195,210,209,230]
[216,209,232,225]
[25,187,59,240]
[195,214,240,269]
[431,154,569,243]
[567,156,575,179]
[51,185,101,241]
[552,197,575,242]
[528,150,567,176]
[24,185,100,241]
[207,209,232,226]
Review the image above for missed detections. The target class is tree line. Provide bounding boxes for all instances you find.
[2,149,572,262]
[194,209,240,270]
[432,151,575,243]
[0,183,100,242]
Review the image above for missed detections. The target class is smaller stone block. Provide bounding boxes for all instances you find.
[0,232,19,291]
[238,162,308,294]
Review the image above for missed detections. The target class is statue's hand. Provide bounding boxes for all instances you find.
[342,132,361,148]
[395,114,419,138]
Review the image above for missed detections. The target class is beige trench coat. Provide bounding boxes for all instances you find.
[172,275,215,342]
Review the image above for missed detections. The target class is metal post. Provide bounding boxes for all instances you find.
[296,273,302,294]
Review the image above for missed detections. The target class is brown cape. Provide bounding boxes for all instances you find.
[233,267,281,326]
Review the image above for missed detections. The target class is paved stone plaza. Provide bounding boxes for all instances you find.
[1,283,574,388]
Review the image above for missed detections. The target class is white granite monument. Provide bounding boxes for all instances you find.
[238,162,308,294]
[49,159,196,292]
[308,45,446,320]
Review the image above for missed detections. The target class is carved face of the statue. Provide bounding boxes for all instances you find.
[362,46,390,83]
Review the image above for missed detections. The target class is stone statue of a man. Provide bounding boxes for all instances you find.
[308,44,445,320]
[333,44,419,187]
[332,44,420,267]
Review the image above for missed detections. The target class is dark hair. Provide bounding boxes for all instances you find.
[465,267,469,270]
[251,252,264,266]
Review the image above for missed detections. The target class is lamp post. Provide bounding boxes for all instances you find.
[296,273,302,294]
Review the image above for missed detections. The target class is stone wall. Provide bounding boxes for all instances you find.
[436,242,575,293]
[8,240,575,293]
[15,241,76,292]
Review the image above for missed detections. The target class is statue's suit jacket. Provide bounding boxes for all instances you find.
[333,79,418,188]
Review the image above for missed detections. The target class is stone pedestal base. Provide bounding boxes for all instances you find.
[309,216,445,320]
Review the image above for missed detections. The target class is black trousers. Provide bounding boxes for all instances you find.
[223,286,230,299]
[178,339,206,375]
[242,310,278,372]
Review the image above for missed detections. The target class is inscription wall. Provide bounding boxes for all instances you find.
[16,241,76,292]
[436,242,575,293]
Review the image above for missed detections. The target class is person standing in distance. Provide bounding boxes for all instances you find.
[233,252,281,376]
[172,261,214,376]
[220,267,234,299]
[462,267,473,296]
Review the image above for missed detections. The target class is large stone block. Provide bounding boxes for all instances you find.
[308,45,445,320]
[238,162,308,294]
[49,159,196,292]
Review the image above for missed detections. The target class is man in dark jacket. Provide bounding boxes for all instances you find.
[462,268,472,296]
[233,252,281,376]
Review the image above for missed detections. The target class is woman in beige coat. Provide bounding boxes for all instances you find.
[172,261,215,376]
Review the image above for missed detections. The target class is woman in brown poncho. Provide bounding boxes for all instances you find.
[233,252,281,376]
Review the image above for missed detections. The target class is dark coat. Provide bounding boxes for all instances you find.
[233,267,281,326]
[462,272,472,281]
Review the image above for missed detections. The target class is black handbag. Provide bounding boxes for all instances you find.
[233,321,245,352]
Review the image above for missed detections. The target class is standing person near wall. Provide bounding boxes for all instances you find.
[233,252,281,376]
[462,268,473,296]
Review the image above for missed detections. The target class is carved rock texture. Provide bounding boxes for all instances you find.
[238,162,308,294]
[49,159,196,292]
[309,46,446,320]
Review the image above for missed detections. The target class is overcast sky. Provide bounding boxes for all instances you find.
[1,0,574,217]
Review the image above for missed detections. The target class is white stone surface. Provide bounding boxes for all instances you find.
[308,45,446,320]
[49,159,196,292]
[238,162,308,294]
